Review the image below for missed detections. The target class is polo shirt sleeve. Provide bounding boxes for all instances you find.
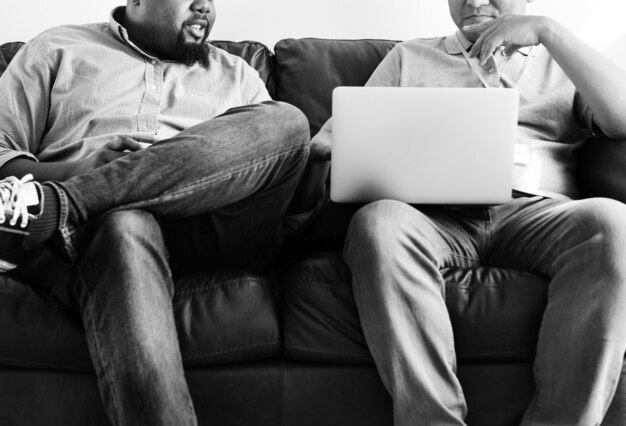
[574,90,615,138]
[0,39,52,169]
[365,46,402,88]
[242,66,271,104]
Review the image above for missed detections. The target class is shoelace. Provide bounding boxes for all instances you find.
[0,174,35,229]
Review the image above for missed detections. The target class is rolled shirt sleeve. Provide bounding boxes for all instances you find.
[364,46,402,88]
[0,39,54,168]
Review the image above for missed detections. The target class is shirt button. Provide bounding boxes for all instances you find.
[152,84,158,90]
[151,60,157,65]
[488,68,495,74]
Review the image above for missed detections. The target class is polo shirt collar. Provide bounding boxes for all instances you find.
[108,6,159,61]
[445,29,533,56]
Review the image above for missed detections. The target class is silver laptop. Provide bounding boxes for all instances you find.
[330,86,519,204]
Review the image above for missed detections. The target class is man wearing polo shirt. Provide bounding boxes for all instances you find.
[311,0,626,425]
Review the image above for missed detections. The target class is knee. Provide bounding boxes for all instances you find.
[259,101,310,148]
[571,198,626,244]
[570,198,626,275]
[94,210,162,249]
[345,200,417,257]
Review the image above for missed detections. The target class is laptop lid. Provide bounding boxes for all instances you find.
[330,86,519,204]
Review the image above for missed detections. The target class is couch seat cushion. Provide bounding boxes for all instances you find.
[0,270,280,372]
[280,253,548,364]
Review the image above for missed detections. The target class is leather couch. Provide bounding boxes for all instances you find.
[0,38,625,426]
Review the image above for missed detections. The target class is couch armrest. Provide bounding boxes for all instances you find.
[577,136,626,203]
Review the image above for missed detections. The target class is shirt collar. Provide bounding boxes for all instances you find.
[108,6,159,61]
[444,29,532,56]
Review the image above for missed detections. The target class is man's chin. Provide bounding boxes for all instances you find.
[175,34,211,68]
[460,29,479,43]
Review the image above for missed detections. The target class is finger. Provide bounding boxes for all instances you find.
[105,138,146,152]
[463,22,491,44]
[101,149,128,164]
[469,28,489,58]
[468,22,498,58]
[471,24,501,65]
[480,32,504,65]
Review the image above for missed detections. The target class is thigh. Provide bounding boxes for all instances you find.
[487,196,626,274]
[162,181,293,277]
[346,200,484,270]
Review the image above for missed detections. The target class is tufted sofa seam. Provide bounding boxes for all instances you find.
[0,291,76,310]
[284,345,369,359]
[182,342,278,360]
[173,279,270,297]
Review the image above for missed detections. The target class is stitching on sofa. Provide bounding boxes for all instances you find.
[0,291,76,310]
[173,279,268,297]
[0,355,91,372]
[284,281,351,290]
[459,349,534,358]
[284,345,370,359]
[182,342,278,360]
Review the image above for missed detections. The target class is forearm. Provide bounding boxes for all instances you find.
[0,157,82,181]
[540,18,626,138]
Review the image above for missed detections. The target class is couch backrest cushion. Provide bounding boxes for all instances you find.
[274,38,398,137]
[211,40,276,98]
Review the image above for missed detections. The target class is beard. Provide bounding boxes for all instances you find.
[175,31,211,69]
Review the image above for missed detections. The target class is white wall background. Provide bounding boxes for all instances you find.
[2,1,626,57]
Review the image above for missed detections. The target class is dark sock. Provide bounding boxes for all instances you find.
[24,185,60,249]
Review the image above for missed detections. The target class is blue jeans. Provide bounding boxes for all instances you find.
[36,101,309,425]
[344,196,626,426]
[50,101,310,261]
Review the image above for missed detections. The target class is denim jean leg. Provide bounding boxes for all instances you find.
[73,209,196,426]
[485,197,626,425]
[602,361,626,426]
[164,166,303,276]
[344,200,480,426]
[55,101,310,258]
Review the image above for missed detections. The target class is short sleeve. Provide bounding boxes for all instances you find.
[0,39,53,168]
[365,46,402,88]
[242,66,271,104]
[573,90,612,137]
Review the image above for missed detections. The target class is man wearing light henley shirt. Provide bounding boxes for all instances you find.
[310,0,626,425]
[0,0,315,425]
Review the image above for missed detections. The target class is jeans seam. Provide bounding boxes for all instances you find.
[46,181,77,260]
[350,283,396,395]
[76,267,121,421]
[141,146,304,208]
